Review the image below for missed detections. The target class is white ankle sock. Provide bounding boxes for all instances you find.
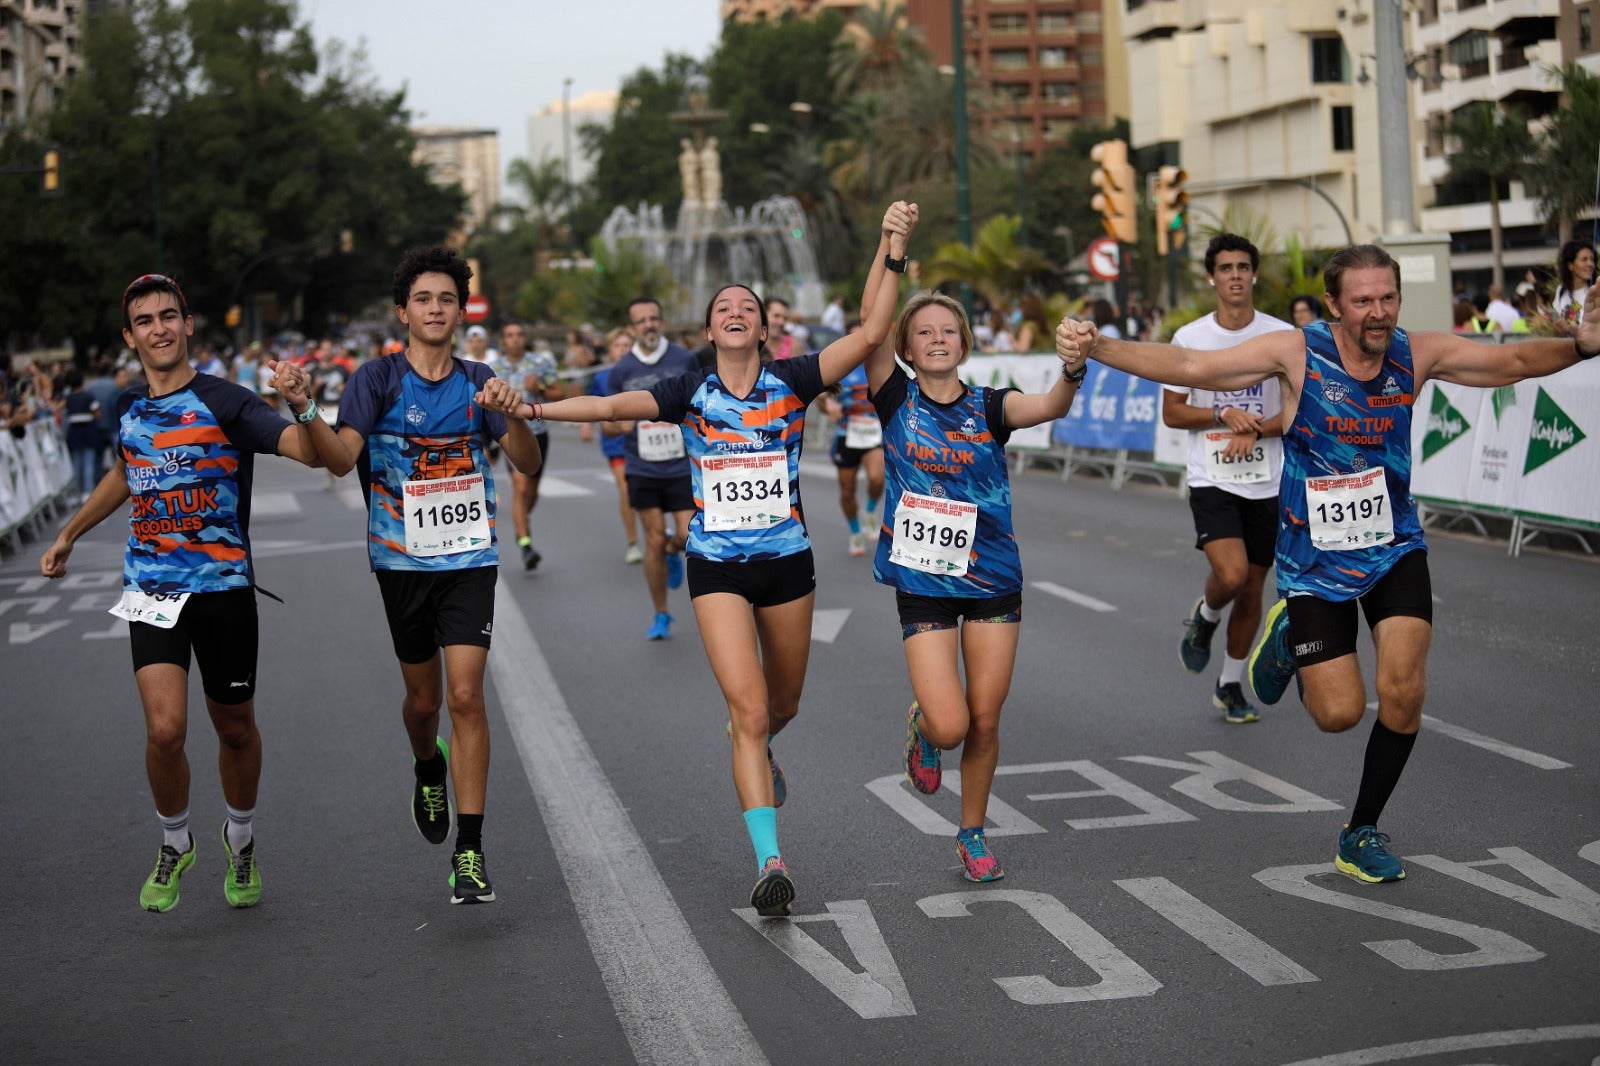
[158,808,191,852]
[1199,600,1224,624]
[1220,655,1246,686]
[226,805,255,851]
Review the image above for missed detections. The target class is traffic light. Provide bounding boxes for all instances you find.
[1155,165,1189,256]
[41,148,61,196]
[1089,139,1136,245]
[225,305,242,329]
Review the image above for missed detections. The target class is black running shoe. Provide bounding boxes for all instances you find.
[412,738,451,845]
[450,848,496,904]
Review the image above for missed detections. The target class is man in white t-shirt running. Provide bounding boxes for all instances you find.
[1164,234,1295,723]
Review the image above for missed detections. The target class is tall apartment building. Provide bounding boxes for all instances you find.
[0,0,86,135]
[1122,1,1393,253]
[722,0,863,20]
[1413,0,1599,286]
[412,127,500,234]
[526,89,618,189]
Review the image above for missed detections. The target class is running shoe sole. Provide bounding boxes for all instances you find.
[751,868,795,917]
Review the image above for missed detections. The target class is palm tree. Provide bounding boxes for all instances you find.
[499,155,568,248]
[1529,62,1600,239]
[1445,101,1535,292]
[764,131,856,280]
[920,214,1055,309]
[870,63,1000,192]
[829,1,928,99]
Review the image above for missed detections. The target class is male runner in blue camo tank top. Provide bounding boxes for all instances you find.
[1058,244,1600,884]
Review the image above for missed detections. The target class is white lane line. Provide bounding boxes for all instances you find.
[250,491,303,516]
[530,475,595,498]
[1030,581,1118,613]
[1275,1024,1600,1066]
[811,607,851,644]
[798,459,835,481]
[489,577,769,1066]
[1366,704,1571,770]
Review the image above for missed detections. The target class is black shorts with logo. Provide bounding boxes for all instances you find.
[129,586,259,705]
[375,565,497,663]
[626,474,695,514]
[1286,549,1432,667]
[1189,485,1279,569]
[895,589,1023,639]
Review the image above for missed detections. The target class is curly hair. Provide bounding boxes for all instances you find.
[1204,233,1260,275]
[391,246,472,308]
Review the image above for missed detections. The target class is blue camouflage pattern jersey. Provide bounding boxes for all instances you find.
[649,354,826,562]
[118,374,289,594]
[834,364,875,430]
[337,352,508,572]
[1278,320,1426,601]
[871,366,1020,597]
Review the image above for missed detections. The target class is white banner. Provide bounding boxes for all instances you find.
[1412,359,1600,528]
[961,354,1060,451]
[0,424,74,538]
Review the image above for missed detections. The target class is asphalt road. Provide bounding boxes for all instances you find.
[3,424,1597,1065]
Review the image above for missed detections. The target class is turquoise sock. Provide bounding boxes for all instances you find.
[847,515,861,534]
[743,806,780,869]
[866,496,880,516]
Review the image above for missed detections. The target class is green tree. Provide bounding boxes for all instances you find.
[1445,100,1535,291]
[829,1,928,97]
[579,54,702,236]
[1530,63,1600,239]
[920,214,1055,309]
[2,0,462,356]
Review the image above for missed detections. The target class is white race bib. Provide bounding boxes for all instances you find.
[109,588,190,629]
[1306,467,1394,552]
[701,452,789,531]
[888,490,978,576]
[638,421,686,462]
[402,473,491,557]
[1201,430,1272,484]
[844,415,883,450]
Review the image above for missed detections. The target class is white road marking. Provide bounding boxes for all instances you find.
[798,459,835,481]
[488,577,768,1066]
[811,607,851,643]
[1275,1024,1600,1066]
[1366,704,1572,770]
[528,475,594,498]
[249,492,302,516]
[1029,581,1118,613]
[1116,877,1318,986]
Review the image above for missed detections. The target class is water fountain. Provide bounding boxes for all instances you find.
[598,80,825,324]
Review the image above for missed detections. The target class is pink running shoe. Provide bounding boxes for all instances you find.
[750,856,795,916]
[904,701,941,795]
[956,830,1005,882]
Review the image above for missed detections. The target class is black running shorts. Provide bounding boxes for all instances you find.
[895,589,1022,640]
[687,549,816,608]
[1286,549,1432,667]
[1188,486,1279,568]
[626,474,695,514]
[129,586,259,704]
[375,566,497,663]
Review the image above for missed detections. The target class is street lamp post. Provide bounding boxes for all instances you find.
[950,0,972,252]
[562,77,576,265]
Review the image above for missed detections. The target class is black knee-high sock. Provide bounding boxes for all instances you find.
[1350,720,1418,829]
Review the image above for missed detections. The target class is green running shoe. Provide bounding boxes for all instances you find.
[1212,681,1259,724]
[450,848,496,904]
[412,737,452,845]
[140,834,195,913]
[221,823,262,908]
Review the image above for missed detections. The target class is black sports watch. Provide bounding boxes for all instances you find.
[883,254,909,274]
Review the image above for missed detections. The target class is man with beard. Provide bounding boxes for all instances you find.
[1056,243,1600,885]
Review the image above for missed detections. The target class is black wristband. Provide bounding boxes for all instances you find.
[1063,363,1088,383]
[883,254,908,274]
[1577,337,1599,360]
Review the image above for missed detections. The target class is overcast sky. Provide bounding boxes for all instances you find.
[303,0,721,168]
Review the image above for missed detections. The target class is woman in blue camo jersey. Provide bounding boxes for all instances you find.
[868,287,1086,883]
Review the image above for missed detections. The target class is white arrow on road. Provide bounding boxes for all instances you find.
[10,621,69,645]
[812,607,852,644]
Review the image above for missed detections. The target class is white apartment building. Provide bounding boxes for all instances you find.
[525,88,618,190]
[1122,0,1397,253]
[1413,0,1598,286]
[412,127,500,235]
[0,0,86,135]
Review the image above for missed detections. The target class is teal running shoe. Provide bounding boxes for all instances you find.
[221,823,262,908]
[1248,598,1297,706]
[665,550,685,590]
[412,737,452,845]
[1213,682,1259,724]
[1180,596,1219,673]
[1336,825,1406,883]
[140,834,195,913]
